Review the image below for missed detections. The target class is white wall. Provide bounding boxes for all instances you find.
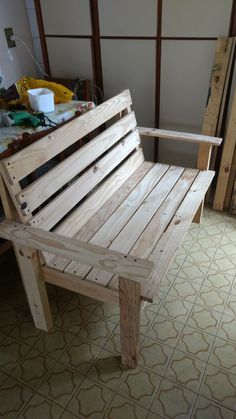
[0,0,36,88]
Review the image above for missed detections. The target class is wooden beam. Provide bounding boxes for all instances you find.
[138,127,222,146]
[119,276,141,368]
[0,220,153,282]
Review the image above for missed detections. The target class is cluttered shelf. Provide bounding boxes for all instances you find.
[0,76,95,254]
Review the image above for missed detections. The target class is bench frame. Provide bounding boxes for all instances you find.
[0,90,221,368]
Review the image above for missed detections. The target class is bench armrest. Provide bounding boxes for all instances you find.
[138,127,222,146]
[0,219,153,283]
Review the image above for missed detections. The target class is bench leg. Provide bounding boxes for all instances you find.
[119,276,141,368]
[193,202,203,224]
[14,244,53,331]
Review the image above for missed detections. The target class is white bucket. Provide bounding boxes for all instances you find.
[28,88,55,113]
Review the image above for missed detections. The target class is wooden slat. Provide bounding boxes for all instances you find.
[65,163,169,276]
[17,112,137,212]
[43,266,119,305]
[47,159,153,270]
[3,90,132,183]
[86,167,197,289]
[138,127,222,146]
[30,130,140,231]
[213,88,236,210]
[225,146,236,209]
[143,170,215,301]
[0,220,153,283]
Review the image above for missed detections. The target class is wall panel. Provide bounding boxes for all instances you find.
[99,0,157,36]
[101,39,156,160]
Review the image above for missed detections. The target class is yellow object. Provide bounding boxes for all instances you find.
[15,77,73,105]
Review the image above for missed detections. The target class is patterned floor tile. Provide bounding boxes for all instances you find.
[199,364,236,410]
[78,314,115,347]
[140,309,156,335]
[169,277,201,303]
[38,361,83,407]
[87,349,126,390]
[0,302,23,334]
[145,291,166,313]
[69,295,99,312]
[12,348,56,390]
[60,336,100,375]
[106,394,148,419]
[150,377,196,419]
[0,335,30,374]
[174,239,194,259]
[20,392,64,419]
[167,256,184,276]
[55,305,92,334]
[0,370,8,388]
[148,315,184,348]
[176,325,214,361]
[209,337,236,374]
[140,337,173,376]
[118,366,161,409]
[203,269,234,293]
[210,254,236,276]
[218,314,236,343]
[0,376,33,419]
[94,302,120,324]
[67,377,113,418]
[165,350,205,392]
[35,327,74,360]
[146,412,164,419]
[195,286,228,312]
[105,324,122,354]
[177,261,208,285]
[191,235,221,253]
[224,294,236,318]
[187,304,221,335]
[10,314,43,346]
[191,395,235,419]
[186,249,214,268]
[159,295,192,323]
[155,274,176,295]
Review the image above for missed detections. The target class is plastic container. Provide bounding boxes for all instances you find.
[27,88,55,113]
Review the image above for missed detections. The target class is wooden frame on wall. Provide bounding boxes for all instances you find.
[35,0,236,161]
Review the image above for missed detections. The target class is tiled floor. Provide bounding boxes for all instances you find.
[0,208,236,418]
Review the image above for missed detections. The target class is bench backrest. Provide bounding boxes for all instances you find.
[0,90,144,237]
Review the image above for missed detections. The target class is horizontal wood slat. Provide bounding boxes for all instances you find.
[138,127,222,146]
[30,130,140,230]
[0,220,153,282]
[3,90,132,183]
[47,158,153,270]
[17,112,137,212]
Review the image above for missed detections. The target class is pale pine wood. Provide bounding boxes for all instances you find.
[17,112,137,212]
[0,220,153,282]
[119,276,141,368]
[144,170,215,301]
[48,159,153,271]
[225,146,236,209]
[43,266,119,305]
[193,144,212,223]
[213,88,236,210]
[14,245,53,331]
[30,130,140,230]
[3,90,132,184]
[138,127,222,146]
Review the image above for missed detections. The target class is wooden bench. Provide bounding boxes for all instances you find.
[0,90,221,368]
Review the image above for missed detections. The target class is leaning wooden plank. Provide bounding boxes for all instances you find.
[48,159,153,271]
[213,88,236,210]
[43,267,119,305]
[225,146,236,209]
[138,127,222,146]
[17,112,137,212]
[3,90,132,184]
[65,163,169,276]
[30,130,140,230]
[87,168,197,290]
[230,177,236,214]
[0,220,153,282]
[143,170,215,301]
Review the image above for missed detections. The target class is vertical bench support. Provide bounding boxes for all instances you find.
[193,144,212,223]
[119,276,141,368]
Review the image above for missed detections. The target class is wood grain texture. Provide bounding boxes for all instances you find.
[17,112,137,212]
[138,127,222,146]
[29,130,140,230]
[225,146,236,208]
[3,90,132,183]
[119,276,141,368]
[0,220,153,282]
[14,245,53,331]
[213,88,236,210]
